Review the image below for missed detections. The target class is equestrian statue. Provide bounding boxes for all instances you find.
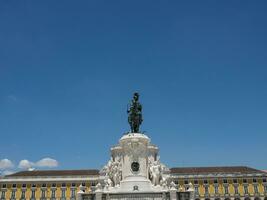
[127,92,143,133]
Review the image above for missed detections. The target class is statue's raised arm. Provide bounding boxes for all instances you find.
[127,92,143,133]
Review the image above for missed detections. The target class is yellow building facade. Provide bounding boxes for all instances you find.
[1,166,266,200]
[170,166,267,200]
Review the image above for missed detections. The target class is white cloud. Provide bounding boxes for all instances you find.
[18,158,58,170]
[0,159,14,170]
[18,160,34,169]
[36,158,58,168]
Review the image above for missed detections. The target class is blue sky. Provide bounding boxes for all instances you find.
[0,1,267,174]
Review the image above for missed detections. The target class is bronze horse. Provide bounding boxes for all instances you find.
[127,93,143,133]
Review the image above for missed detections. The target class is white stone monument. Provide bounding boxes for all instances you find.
[100,132,170,193]
[81,93,194,200]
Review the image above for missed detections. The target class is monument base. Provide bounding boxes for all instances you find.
[119,176,154,192]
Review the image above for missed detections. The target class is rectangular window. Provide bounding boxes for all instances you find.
[51,190,56,198]
[1,191,5,199]
[223,179,228,184]
[71,189,76,197]
[204,180,208,184]
[253,179,257,183]
[41,190,46,198]
[234,186,239,194]
[263,178,267,183]
[31,190,36,198]
[12,184,16,188]
[194,186,199,194]
[71,183,76,187]
[22,184,26,188]
[224,186,229,194]
[61,189,66,198]
[215,186,219,194]
[11,190,16,198]
[194,180,198,185]
[244,185,248,194]
[205,186,209,194]
[214,179,218,184]
[21,190,26,199]
[1,184,6,189]
[184,180,189,185]
[254,185,258,193]
[233,179,238,184]
[91,182,96,186]
[243,179,247,183]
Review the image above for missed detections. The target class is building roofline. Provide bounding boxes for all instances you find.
[4,169,99,178]
[170,166,267,175]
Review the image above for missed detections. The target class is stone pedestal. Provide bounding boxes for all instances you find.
[83,133,193,199]
[118,133,154,192]
[99,133,170,193]
[170,189,178,200]
[95,191,102,200]
[77,189,84,200]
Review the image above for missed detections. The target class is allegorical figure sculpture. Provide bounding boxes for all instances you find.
[101,158,122,188]
[127,92,143,133]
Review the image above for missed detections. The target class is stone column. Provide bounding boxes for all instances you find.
[187,183,195,200]
[77,184,86,200]
[95,183,103,200]
[170,188,177,200]
[95,191,102,200]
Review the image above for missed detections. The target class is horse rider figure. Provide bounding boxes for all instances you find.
[127,92,143,133]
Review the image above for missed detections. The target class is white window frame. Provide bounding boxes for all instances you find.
[21,190,26,199]
[254,185,258,194]
[1,191,6,199]
[224,185,229,194]
[31,190,36,198]
[244,185,248,194]
[51,189,56,198]
[71,188,76,198]
[204,185,209,194]
[194,186,199,194]
[41,189,46,198]
[61,189,66,198]
[234,185,239,194]
[214,185,219,194]
[11,190,16,199]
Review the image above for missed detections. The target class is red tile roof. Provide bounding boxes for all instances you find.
[5,169,99,177]
[4,166,266,177]
[170,166,265,175]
